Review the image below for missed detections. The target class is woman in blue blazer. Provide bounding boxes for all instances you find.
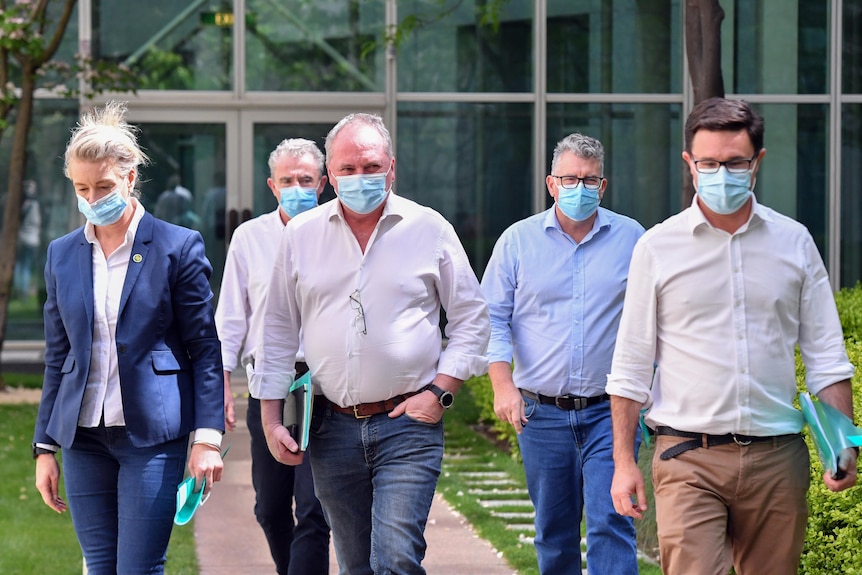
[33,101,225,575]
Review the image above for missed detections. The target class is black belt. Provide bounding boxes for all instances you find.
[655,426,801,460]
[520,390,610,411]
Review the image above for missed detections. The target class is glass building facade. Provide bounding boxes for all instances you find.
[3,0,862,343]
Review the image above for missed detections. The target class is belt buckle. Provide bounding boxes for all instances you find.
[352,405,372,419]
[732,434,752,446]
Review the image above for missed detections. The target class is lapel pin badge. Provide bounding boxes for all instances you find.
[132,254,143,263]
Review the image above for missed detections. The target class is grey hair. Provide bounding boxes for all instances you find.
[324,113,393,162]
[551,133,604,175]
[268,138,325,176]
[64,101,149,185]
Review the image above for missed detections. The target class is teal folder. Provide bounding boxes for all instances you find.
[283,371,314,451]
[799,392,862,478]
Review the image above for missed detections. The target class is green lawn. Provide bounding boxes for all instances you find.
[0,400,197,575]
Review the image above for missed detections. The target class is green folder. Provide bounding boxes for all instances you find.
[799,392,862,478]
[283,371,314,451]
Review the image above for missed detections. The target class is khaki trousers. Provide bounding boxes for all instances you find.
[652,433,810,575]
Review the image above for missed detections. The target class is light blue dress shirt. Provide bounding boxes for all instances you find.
[481,207,644,397]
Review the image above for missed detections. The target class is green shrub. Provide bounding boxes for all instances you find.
[798,338,862,574]
[835,283,862,343]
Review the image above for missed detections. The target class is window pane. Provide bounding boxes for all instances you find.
[134,123,228,292]
[547,103,682,229]
[547,0,680,94]
[1,100,80,340]
[841,104,862,286]
[397,103,533,275]
[245,0,385,92]
[844,3,862,94]
[727,0,828,94]
[93,1,233,90]
[397,0,533,93]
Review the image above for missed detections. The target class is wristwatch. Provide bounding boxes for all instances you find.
[425,384,455,409]
[32,445,57,459]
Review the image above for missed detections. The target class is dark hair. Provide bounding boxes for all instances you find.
[684,98,764,154]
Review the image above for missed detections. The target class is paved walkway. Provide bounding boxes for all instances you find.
[195,384,517,575]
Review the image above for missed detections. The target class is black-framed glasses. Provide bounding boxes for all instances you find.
[349,289,366,335]
[551,175,604,190]
[692,156,757,174]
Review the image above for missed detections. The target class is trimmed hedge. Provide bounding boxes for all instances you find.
[470,284,862,573]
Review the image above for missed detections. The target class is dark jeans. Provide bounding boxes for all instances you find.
[247,396,330,575]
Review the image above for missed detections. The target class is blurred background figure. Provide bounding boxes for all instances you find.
[14,179,41,301]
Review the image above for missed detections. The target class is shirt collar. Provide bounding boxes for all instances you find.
[84,198,146,244]
[686,193,771,235]
[543,206,610,241]
[329,191,404,224]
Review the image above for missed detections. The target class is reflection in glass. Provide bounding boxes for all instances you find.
[752,104,828,257]
[252,124,334,216]
[547,0,679,94]
[245,0,384,92]
[729,1,827,95]
[397,0,533,93]
[841,105,862,286]
[0,100,79,340]
[93,1,232,90]
[547,103,682,230]
[844,3,862,94]
[397,103,533,276]
[134,123,227,292]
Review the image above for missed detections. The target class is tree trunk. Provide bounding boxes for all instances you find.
[682,0,726,206]
[0,64,38,390]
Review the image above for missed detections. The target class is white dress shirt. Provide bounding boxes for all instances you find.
[606,196,854,436]
[251,194,490,406]
[79,200,146,427]
[216,209,286,373]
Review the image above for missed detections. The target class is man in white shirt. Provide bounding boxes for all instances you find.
[607,97,857,575]
[216,139,329,575]
[252,113,490,574]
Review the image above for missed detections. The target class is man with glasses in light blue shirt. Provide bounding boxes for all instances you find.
[481,133,644,575]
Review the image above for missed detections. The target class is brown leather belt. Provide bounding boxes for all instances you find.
[329,389,424,419]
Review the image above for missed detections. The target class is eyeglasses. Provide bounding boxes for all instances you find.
[551,175,604,190]
[349,289,366,335]
[692,156,757,174]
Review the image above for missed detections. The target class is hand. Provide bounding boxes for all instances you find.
[493,383,527,434]
[823,447,858,492]
[223,372,236,432]
[188,443,224,497]
[262,422,305,464]
[610,462,648,520]
[389,389,444,423]
[34,453,67,513]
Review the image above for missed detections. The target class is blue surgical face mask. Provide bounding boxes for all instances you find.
[556,183,600,222]
[76,189,128,226]
[335,169,390,215]
[279,186,318,218]
[696,165,754,215]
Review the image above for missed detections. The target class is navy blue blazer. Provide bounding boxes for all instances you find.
[34,212,224,449]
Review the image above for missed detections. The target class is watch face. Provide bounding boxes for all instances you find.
[439,391,455,408]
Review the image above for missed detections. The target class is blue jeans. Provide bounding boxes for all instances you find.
[62,424,187,575]
[518,395,639,575]
[247,396,330,575]
[309,405,444,575]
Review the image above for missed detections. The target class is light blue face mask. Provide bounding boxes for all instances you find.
[335,169,390,214]
[696,166,754,215]
[279,186,318,218]
[556,183,600,222]
[76,189,128,226]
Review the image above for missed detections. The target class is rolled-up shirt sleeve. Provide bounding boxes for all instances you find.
[435,223,490,381]
[606,239,657,404]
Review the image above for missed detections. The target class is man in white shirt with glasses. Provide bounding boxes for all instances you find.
[607,97,857,575]
[251,113,490,574]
